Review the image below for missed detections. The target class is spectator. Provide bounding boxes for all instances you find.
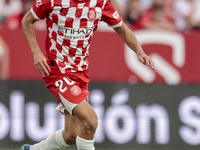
[140,0,153,10]
[0,36,9,80]
[164,0,174,22]
[111,0,127,18]
[144,0,174,22]
[142,4,175,31]
[124,0,144,30]
[5,0,46,30]
[174,0,200,31]
[5,0,34,29]
[0,0,22,27]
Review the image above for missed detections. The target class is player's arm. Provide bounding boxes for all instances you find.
[0,39,9,79]
[114,22,155,70]
[21,11,50,76]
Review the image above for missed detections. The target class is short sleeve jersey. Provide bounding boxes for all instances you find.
[31,0,122,74]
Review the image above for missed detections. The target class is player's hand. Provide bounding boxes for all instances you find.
[32,51,51,77]
[137,53,155,70]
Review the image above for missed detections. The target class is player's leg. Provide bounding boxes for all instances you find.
[20,110,80,150]
[62,110,81,145]
[21,74,97,150]
[20,101,97,150]
[26,100,98,150]
[72,99,98,150]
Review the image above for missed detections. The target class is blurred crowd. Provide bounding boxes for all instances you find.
[1,0,200,32]
[0,0,200,80]
[0,0,45,30]
[113,0,200,32]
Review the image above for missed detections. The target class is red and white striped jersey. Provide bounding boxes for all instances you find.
[31,0,122,74]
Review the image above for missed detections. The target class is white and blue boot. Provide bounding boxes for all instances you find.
[20,144,30,150]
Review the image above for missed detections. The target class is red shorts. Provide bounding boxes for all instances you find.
[43,70,90,115]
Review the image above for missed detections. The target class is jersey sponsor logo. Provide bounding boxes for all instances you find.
[88,9,96,21]
[113,10,120,20]
[58,26,93,40]
[36,0,42,7]
[70,85,81,96]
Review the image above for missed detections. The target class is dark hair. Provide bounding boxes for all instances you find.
[153,4,164,12]
[23,0,34,4]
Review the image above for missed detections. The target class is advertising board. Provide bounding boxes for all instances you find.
[0,81,200,149]
[0,29,200,84]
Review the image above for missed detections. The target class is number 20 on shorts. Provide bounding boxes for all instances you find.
[55,77,75,93]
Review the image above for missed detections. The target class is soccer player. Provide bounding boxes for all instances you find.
[21,0,155,149]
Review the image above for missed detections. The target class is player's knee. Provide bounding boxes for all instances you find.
[82,117,98,134]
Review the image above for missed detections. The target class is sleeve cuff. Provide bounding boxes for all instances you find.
[108,21,123,28]
[31,8,41,20]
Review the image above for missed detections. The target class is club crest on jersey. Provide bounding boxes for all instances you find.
[113,10,120,20]
[70,85,81,96]
[88,9,96,21]
[36,0,42,7]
